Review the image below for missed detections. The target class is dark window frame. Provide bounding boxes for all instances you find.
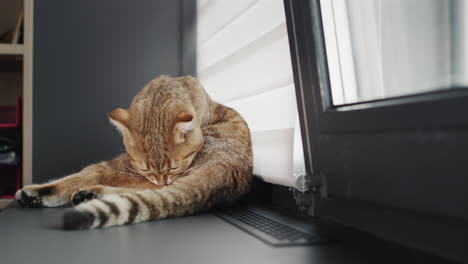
[284,0,468,261]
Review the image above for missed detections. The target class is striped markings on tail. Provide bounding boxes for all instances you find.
[63,194,135,230]
[62,187,198,230]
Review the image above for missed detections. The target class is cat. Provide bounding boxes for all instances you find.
[15,75,253,230]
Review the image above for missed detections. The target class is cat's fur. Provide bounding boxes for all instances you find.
[15,75,253,230]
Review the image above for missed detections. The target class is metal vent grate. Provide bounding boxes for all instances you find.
[216,208,326,246]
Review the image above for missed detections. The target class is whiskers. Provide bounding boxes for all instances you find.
[126,166,139,174]
[113,169,143,178]
[183,167,195,174]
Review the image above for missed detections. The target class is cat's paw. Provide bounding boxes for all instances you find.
[71,190,98,206]
[15,188,44,208]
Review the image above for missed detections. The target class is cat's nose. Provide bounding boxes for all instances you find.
[153,173,168,185]
[146,176,160,185]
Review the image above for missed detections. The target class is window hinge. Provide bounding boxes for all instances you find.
[293,171,327,216]
[310,171,326,196]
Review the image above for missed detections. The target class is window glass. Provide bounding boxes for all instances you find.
[320,0,468,105]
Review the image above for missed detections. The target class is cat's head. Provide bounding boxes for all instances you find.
[108,76,204,185]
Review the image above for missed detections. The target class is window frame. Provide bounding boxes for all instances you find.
[289,0,468,134]
[284,0,468,261]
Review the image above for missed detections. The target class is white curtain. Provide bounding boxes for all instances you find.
[452,0,468,87]
[321,0,466,105]
[197,0,307,190]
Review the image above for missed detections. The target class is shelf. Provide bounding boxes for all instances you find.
[0,0,31,189]
[0,44,24,55]
[0,123,17,128]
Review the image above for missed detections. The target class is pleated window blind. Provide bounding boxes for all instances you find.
[197,0,306,190]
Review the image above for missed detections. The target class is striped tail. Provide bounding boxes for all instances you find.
[62,186,212,230]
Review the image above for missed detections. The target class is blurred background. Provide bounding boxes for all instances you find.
[0,0,193,200]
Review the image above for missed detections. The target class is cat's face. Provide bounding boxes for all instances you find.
[108,77,204,185]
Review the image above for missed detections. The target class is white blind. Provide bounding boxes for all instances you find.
[197,0,306,190]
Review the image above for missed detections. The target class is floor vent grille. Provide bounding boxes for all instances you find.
[215,208,326,247]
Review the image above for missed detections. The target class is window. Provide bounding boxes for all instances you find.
[285,0,468,260]
[196,0,307,190]
[321,0,468,105]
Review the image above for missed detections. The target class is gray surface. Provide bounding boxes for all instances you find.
[0,206,318,264]
[0,204,451,264]
[33,0,186,183]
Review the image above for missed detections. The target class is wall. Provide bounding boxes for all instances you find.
[33,0,195,183]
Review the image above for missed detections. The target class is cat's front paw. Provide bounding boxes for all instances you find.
[15,184,60,208]
[15,188,44,208]
[71,190,98,206]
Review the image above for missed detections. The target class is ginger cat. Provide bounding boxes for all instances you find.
[15,75,253,230]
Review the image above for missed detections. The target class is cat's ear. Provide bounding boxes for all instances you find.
[108,108,130,133]
[173,112,194,144]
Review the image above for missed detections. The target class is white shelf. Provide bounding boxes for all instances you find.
[0,44,24,55]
